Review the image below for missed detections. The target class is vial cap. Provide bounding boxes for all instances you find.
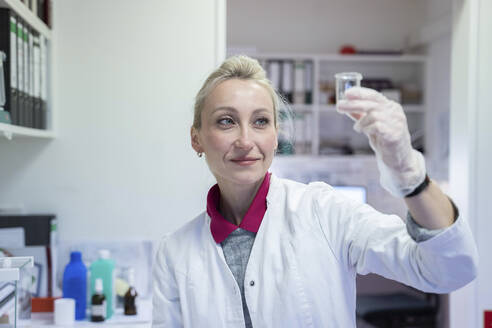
[98,249,110,260]
[334,72,363,81]
[95,278,104,293]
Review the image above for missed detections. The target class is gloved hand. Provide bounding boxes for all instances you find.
[336,87,426,198]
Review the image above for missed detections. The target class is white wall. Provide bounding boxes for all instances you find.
[227,0,428,53]
[0,0,225,241]
[449,0,491,327]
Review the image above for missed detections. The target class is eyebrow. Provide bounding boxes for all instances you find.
[212,106,272,115]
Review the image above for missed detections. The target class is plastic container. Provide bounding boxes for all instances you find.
[90,250,115,319]
[62,251,87,320]
[0,257,34,327]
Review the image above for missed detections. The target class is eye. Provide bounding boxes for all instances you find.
[217,117,235,127]
[254,117,270,127]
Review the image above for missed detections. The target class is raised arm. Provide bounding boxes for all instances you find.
[337,86,454,229]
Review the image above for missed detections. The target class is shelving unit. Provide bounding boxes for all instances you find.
[254,53,428,157]
[0,121,54,139]
[0,0,51,39]
[0,0,53,140]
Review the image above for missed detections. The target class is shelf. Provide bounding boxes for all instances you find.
[0,0,51,39]
[274,154,376,162]
[318,104,425,113]
[254,53,427,63]
[0,122,54,139]
[317,54,427,63]
[402,105,425,113]
[288,104,315,112]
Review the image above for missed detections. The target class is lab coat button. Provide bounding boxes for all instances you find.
[249,280,255,286]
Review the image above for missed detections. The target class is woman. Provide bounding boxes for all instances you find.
[152,55,478,327]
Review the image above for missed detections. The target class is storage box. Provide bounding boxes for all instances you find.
[0,257,34,327]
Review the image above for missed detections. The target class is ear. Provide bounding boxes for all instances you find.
[190,126,204,153]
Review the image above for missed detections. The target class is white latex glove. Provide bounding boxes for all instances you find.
[336,87,426,198]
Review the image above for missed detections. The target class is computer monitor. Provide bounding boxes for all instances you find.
[333,186,367,203]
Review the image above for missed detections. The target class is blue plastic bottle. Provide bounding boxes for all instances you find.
[63,251,87,320]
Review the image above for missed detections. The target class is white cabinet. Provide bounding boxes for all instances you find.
[254,53,428,157]
[0,0,53,140]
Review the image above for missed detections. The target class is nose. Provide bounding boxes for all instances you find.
[234,125,254,150]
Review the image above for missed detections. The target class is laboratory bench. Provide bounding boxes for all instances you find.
[18,299,152,328]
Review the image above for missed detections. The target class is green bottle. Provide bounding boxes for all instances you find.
[90,250,115,319]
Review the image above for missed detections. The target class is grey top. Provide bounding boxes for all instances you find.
[221,228,256,328]
[220,212,450,328]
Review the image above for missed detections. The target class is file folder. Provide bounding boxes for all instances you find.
[27,27,34,128]
[40,34,47,129]
[23,23,31,128]
[0,10,19,125]
[281,60,294,103]
[267,60,281,93]
[17,18,25,126]
[293,60,305,104]
[304,60,313,105]
[33,33,41,129]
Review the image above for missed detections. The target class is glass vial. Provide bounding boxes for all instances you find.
[124,268,138,315]
[334,72,363,104]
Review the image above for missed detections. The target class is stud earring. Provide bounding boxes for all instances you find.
[197,152,203,158]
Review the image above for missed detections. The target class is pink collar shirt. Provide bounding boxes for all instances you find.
[207,172,271,243]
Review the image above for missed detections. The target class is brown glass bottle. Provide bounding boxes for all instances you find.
[124,268,138,315]
[124,286,137,315]
[91,278,106,322]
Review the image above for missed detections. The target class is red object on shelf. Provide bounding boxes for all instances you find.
[32,297,60,312]
[485,311,492,328]
[339,45,356,55]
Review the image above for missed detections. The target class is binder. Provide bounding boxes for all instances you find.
[31,0,38,15]
[33,33,41,129]
[0,10,19,125]
[293,60,305,104]
[27,27,34,128]
[281,60,294,103]
[304,60,313,105]
[40,34,47,129]
[267,60,281,93]
[23,24,31,128]
[16,18,25,126]
[37,0,46,22]
[8,15,18,124]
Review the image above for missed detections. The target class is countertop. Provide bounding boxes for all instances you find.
[18,299,152,327]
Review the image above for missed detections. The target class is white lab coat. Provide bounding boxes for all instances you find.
[152,174,478,327]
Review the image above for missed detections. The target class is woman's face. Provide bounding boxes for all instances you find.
[191,78,278,186]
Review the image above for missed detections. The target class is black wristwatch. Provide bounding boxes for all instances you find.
[405,174,431,198]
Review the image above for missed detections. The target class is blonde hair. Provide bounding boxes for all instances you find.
[192,55,280,130]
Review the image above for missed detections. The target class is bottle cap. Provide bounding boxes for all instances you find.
[70,251,82,262]
[98,249,110,260]
[95,278,104,293]
[127,268,135,286]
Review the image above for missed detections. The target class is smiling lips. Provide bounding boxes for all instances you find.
[231,157,260,166]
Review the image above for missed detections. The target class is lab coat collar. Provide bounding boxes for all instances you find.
[207,171,272,243]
